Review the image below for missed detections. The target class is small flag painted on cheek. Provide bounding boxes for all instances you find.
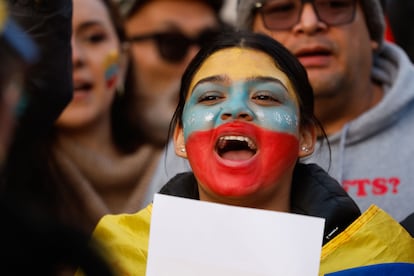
[103,50,120,89]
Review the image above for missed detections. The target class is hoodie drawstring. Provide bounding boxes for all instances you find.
[337,124,350,184]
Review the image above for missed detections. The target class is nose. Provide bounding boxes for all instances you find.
[71,38,84,68]
[292,3,327,34]
[220,102,254,122]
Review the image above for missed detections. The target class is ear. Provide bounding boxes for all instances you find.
[298,124,316,158]
[371,40,379,52]
[173,124,187,158]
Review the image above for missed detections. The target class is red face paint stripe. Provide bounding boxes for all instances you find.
[186,124,299,197]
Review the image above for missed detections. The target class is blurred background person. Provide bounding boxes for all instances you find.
[117,0,226,145]
[50,0,137,234]
[114,0,232,198]
[2,0,229,238]
[49,0,228,235]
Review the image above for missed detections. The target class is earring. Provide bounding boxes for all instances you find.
[180,146,186,153]
[301,146,310,153]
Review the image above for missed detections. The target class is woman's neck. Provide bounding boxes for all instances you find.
[56,117,120,159]
[198,181,291,213]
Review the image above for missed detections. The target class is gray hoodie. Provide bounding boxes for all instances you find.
[149,42,414,222]
[304,42,414,221]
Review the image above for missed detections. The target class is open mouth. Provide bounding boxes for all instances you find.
[296,49,331,58]
[216,135,257,161]
[74,81,93,92]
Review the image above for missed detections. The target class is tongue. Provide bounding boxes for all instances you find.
[221,150,254,161]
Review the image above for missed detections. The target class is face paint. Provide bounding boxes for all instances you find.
[186,122,299,196]
[180,48,301,197]
[183,78,299,139]
[103,49,120,89]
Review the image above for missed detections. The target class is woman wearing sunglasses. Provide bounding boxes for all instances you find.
[79,31,414,275]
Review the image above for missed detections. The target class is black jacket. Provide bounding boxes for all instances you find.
[401,212,414,236]
[160,163,361,245]
[0,2,115,275]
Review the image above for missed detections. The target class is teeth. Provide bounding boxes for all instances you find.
[218,136,257,150]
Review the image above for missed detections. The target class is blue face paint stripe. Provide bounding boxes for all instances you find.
[183,79,299,141]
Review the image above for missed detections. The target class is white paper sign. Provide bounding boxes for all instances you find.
[146,194,325,276]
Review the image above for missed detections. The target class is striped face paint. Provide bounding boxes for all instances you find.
[181,47,301,197]
[103,49,120,89]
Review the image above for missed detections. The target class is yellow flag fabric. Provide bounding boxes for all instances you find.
[76,205,152,276]
[83,204,413,276]
[320,205,414,275]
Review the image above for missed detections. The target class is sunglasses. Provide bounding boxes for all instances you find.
[128,29,220,63]
[255,0,357,30]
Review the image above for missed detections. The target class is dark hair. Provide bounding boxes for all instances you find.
[170,30,320,135]
[0,39,27,95]
[102,0,127,42]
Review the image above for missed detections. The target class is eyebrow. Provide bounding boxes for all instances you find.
[76,20,105,33]
[193,75,286,87]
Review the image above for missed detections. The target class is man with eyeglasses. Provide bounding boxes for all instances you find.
[237,0,414,226]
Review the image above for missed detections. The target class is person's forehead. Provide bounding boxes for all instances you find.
[189,47,294,92]
[126,0,218,34]
[73,0,110,22]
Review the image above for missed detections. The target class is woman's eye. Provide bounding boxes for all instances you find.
[83,32,107,44]
[252,92,280,105]
[198,92,224,104]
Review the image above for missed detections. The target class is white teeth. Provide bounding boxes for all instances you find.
[218,136,257,150]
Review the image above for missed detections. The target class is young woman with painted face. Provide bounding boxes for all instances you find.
[81,31,382,275]
[159,31,414,274]
[172,34,322,209]
[47,0,132,234]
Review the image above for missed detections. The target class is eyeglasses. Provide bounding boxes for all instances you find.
[128,29,220,63]
[255,0,357,30]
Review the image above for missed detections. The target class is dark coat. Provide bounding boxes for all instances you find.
[2,0,73,213]
[0,1,114,274]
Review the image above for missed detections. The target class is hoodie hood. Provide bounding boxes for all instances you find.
[304,43,414,222]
